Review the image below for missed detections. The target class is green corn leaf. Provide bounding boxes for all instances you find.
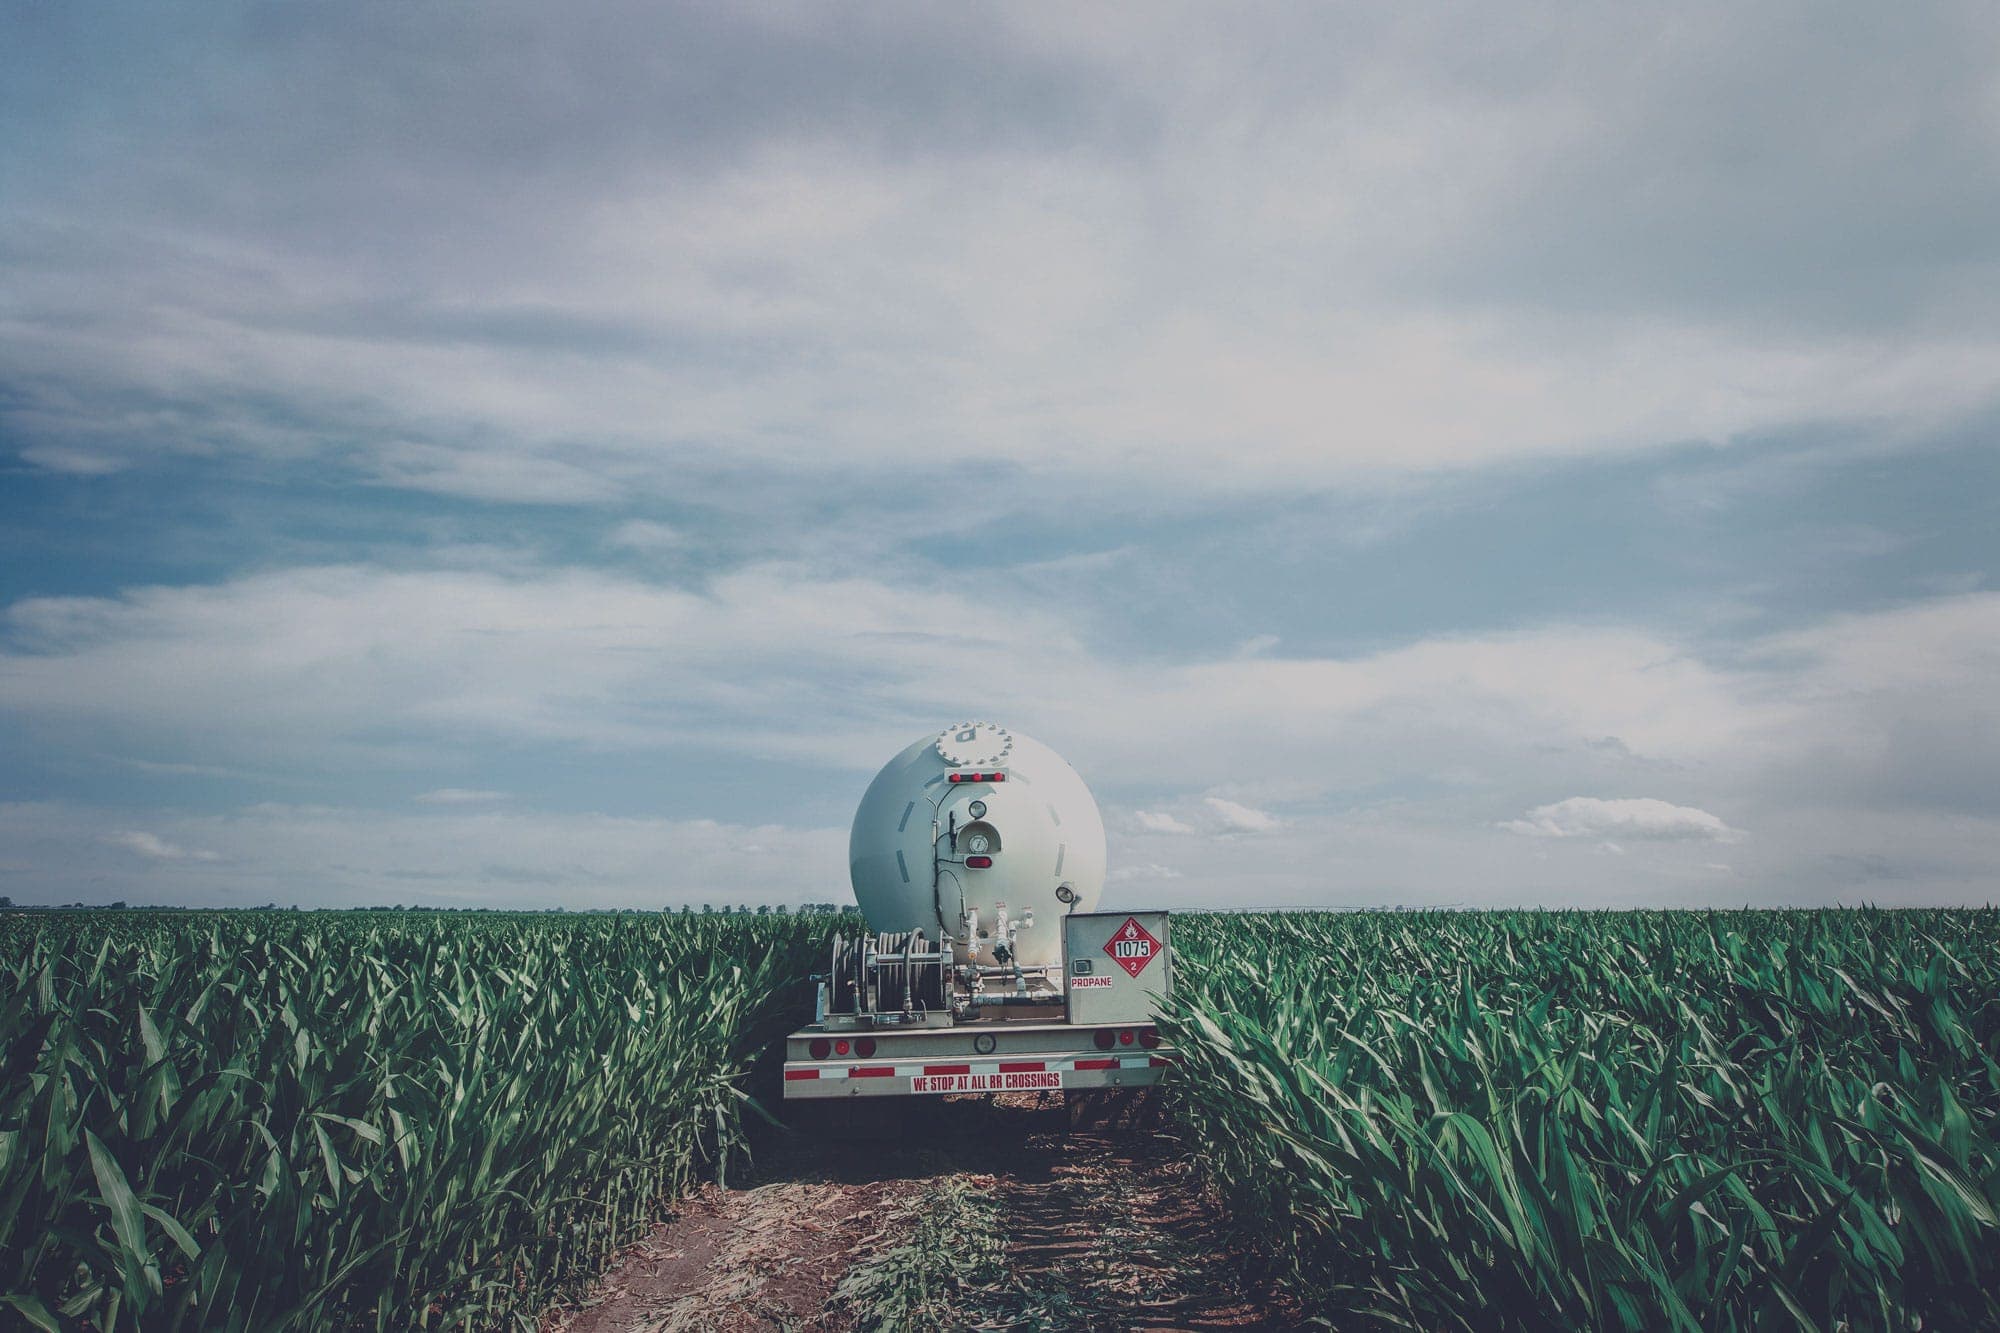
[86,1130,148,1263]
[86,1128,161,1302]
[1,1293,62,1333]
[140,1202,201,1262]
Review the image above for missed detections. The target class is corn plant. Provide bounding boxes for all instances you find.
[0,910,843,1331]
[1161,909,2000,1331]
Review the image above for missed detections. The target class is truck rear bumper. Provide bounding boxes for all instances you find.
[781,1049,1176,1099]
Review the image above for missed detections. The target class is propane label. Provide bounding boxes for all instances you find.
[910,1071,1063,1094]
[1069,975,1114,988]
[1103,917,1163,978]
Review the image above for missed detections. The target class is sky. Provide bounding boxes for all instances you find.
[2,1,1998,910]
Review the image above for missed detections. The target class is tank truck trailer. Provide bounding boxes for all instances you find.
[781,723,1177,1101]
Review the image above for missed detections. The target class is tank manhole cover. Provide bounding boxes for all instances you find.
[935,721,1013,768]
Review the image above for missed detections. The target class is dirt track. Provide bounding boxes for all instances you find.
[542,1093,1302,1332]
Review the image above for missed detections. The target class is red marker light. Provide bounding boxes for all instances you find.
[1119,1030,1135,1046]
[966,855,993,868]
[834,1039,851,1057]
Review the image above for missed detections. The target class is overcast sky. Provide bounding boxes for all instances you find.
[3,2,1997,909]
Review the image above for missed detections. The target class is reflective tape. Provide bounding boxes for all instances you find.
[785,1054,1160,1081]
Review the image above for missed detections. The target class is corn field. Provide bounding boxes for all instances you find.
[8,908,1999,1331]
[1162,909,2000,1331]
[0,911,832,1331]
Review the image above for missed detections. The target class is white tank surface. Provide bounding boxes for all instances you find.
[849,722,1105,970]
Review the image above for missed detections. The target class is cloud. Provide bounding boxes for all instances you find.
[5,6,1997,498]
[368,443,624,505]
[605,520,683,552]
[1,561,1985,782]
[414,788,508,805]
[21,446,127,476]
[1204,796,1280,833]
[0,563,1082,767]
[1107,862,1183,883]
[4,561,1999,904]
[1501,797,1742,843]
[16,802,841,908]
[0,559,1754,783]
[102,830,220,862]
[1132,810,1194,835]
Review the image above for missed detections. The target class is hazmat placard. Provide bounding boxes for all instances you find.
[1104,916,1162,978]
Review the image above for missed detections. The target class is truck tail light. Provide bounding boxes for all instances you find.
[1139,1029,1161,1049]
[1093,1029,1116,1050]
[855,1036,877,1057]
[809,1038,831,1060]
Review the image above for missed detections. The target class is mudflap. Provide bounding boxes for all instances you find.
[784,1089,1071,1141]
[1064,1086,1163,1133]
[783,1093,925,1141]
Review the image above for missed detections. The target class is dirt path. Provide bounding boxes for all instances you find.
[541,1094,1302,1332]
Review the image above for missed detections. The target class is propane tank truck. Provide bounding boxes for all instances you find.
[782,721,1176,1100]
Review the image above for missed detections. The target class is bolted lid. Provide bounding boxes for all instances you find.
[935,721,1014,768]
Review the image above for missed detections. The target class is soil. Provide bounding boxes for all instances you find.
[540,1093,1304,1333]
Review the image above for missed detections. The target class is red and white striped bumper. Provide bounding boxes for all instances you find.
[781,1051,1176,1099]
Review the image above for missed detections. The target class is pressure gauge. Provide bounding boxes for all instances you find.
[967,833,990,854]
[967,799,987,818]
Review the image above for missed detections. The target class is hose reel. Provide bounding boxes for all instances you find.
[825,929,946,1018]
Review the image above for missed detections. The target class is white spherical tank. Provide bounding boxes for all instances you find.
[850,722,1105,970]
